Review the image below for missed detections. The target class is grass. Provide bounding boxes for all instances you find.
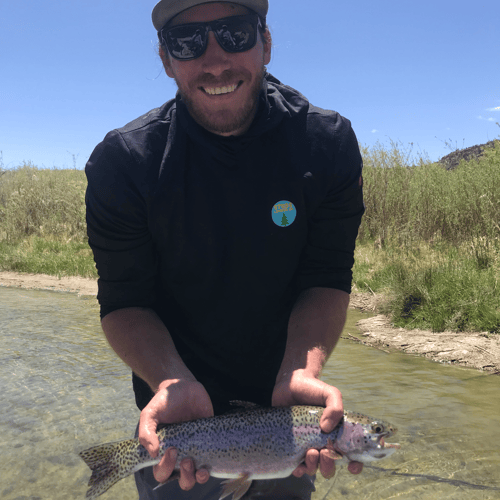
[0,236,97,278]
[0,162,95,278]
[0,162,87,243]
[358,139,500,246]
[353,138,500,333]
[353,238,500,333]
[0,140,499,333]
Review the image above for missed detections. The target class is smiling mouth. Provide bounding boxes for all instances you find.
[201,82,241,95]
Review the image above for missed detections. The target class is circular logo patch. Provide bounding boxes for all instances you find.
[272,200,297,227]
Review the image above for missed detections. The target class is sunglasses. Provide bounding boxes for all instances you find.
[159,14,263,61]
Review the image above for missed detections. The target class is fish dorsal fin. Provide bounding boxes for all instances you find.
[219,473,252,500]
[228,400,261,409]
[223,401,263,415]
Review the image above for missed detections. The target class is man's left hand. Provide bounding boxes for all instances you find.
[271,369,363,479]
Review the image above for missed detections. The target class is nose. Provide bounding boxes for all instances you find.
[200,31,231,75]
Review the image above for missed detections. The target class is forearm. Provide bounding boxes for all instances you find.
[101,307,195,392]
[277,287,349,382]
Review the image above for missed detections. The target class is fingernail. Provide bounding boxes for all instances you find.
[183,460,193,472]
[169,448,177,461]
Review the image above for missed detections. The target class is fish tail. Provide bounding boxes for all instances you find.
[79,439,148,499]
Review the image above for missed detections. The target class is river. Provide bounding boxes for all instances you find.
[0,286,499,499]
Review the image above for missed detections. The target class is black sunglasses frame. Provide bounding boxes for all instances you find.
[159,14,264,61]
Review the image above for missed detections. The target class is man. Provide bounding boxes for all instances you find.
[85,0,365,498]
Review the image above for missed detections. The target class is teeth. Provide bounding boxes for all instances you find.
[204,84,238,95]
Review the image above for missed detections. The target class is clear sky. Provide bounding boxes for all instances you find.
[1,0,499,170]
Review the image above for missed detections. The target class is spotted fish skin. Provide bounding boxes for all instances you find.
[79,405,399,499]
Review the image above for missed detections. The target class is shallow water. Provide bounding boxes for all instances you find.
[0,286,499,500]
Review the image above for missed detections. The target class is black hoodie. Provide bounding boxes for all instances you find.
[85,73,364,413]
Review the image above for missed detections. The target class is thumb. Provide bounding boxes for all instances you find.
[139,414,160,458]
[320,389,344,434]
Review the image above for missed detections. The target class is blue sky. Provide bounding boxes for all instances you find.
[1,0,499,170]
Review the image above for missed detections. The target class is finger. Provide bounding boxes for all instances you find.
[348,461,363,475]
[195,468,210,484]
[178,459,196,491]
[292,463,307,478]
[296,448,319,476]
[153,447,177,483]
[319,448,336,479]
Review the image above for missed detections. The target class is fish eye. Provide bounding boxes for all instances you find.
[371,423,385,434]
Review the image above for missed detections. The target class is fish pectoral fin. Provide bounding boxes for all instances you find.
[152,470,180,491]
[219,473,252,500]
[327,449,344,460]
[326,438,344,460]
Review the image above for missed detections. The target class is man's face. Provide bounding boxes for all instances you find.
[160,2,271,136]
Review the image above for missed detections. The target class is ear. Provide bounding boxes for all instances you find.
[159,45,175,79]
[262,29,272,65]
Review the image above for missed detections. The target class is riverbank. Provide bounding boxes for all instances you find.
[350,292,500,374]
[0,270,97,296]
[1,270,499,374]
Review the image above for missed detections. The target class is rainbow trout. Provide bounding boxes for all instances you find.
[80,405,400,499]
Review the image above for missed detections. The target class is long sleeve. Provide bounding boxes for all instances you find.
[296,118,364,294]
[85,129,158,318]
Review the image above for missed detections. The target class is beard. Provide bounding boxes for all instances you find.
[175,65,266,136]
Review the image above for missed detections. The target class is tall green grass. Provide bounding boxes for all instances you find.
[0,237,96,278]
[0,141,499,332]
[354,139,500,333]
[358,140,500,246]
[0,162,87,242]
[0,162,95,277]
[353,239,500,333]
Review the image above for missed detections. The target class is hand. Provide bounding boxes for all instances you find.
[271,369,363,479]
[138,379,214,490]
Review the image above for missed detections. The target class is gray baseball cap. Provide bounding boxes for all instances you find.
[152,0,269,31]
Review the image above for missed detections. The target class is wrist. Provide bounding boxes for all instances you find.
[276,346,327,383]
[156,375,198,393]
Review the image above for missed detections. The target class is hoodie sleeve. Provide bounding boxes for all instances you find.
[296,117,365,294]
[85,130,158,319]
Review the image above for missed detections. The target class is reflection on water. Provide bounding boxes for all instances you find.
[0,287,139,500]
[0,286,499,500]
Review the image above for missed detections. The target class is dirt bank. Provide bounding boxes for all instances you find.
[0,271,98,296]
[349,292,500,374]
[1,271,499,374]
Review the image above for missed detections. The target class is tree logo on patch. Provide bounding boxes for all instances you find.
[272,200,297,227]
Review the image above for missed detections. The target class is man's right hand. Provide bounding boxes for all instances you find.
[138,379,214,489]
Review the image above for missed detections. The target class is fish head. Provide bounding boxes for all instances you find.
[330,411,401,463]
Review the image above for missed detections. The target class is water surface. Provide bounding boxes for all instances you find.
[0,286,499,500]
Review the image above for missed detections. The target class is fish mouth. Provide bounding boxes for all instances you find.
[369,437,401,460]
[379,437,401,450]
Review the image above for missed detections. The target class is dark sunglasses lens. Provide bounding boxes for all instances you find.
[214,18,256,53]
[165,25,206,60]
[163,15,260,60]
